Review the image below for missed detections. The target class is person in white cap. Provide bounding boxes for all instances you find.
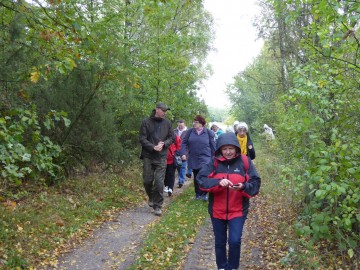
[234,122,256,160]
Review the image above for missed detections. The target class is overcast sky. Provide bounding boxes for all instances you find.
[200,0,264,108]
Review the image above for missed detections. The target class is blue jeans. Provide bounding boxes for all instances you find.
[211,216,247,270]
[177,160,187,184]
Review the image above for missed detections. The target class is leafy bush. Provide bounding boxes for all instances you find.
[0,105,70,188]
[279,63,360,260]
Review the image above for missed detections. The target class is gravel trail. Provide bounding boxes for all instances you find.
[46,180,262,270]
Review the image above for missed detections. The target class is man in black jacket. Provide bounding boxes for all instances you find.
[139,103,174,216]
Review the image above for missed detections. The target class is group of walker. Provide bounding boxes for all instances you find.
[139,102,261,270]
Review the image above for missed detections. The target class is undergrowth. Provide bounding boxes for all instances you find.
[254,140,358,269]
[0,166,145,269]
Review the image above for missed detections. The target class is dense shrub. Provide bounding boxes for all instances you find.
[0,106,69,187]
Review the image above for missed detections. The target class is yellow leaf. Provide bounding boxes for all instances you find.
[30,70,41,83]
[318,80,325,88]
[65,57,77,69]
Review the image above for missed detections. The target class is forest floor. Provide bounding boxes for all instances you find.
[42,175,285,270]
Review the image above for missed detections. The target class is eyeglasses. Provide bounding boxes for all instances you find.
[193,121,199,124]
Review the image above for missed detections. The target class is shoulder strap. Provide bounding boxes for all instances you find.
[183,127,193,142]
[241,154,249,181]
[241,154,249,172]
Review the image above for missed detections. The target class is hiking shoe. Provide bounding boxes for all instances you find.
[202,194,208,201]
[148,200,154,207]
[178,183,183,188]
[195,194,201,200]
[186,173,192,178]
[153,207,162,216]
[163,186,169,193]
[168,188,173,196]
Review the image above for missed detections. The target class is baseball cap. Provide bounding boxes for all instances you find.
[156,102,170,111]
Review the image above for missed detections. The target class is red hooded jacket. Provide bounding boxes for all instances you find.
[197,133,261,220]
[166,135,181,164]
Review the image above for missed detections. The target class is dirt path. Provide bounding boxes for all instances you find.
[182,198,264,270]
[46,179,264,270]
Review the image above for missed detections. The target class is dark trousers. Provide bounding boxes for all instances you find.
[142,157,166,209]
[164,163,176,191]
[211,216,247,270]
[193,169,206,196]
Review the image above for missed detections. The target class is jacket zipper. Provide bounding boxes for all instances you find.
[226,164,230,220]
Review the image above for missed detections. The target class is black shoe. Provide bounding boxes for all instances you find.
[178,183,183,188]
[186,173,192,178]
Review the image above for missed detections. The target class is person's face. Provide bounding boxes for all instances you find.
[178,122,185,130]
[155,108,167,118]
[212,126,219,132]
[237,128,247,138]
[221,145,237,159]
[193,120,202,128]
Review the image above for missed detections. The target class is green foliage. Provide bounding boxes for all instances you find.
[238,0,360,263]
[207,106,229,122]
[0,106,69,187]
[227,42,284,133]
[1,0,214,179]
[278,46,360,257]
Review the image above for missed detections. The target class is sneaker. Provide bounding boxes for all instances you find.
[153,207,162,216]
[202,194,208,201]
[168,188,173,196]
[178,183,183,188]
[186,173,192,178]
[195,194,201,200]
[148,200,153,207]
[163,186,169,193]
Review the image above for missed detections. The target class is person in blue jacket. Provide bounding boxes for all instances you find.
[180,115,216,201]
[211,124,224,140]
[197,132,261,270]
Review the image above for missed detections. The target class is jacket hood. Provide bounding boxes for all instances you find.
[215,132,240,156]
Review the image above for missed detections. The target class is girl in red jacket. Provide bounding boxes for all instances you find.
[164,134,182,196]
[197,132,261,270]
